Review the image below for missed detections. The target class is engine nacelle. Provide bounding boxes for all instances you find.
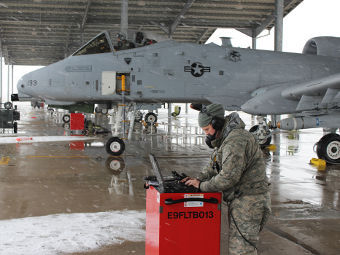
[303,36,340,58]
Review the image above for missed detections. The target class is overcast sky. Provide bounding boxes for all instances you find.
[208,0,340,53]
[1,0,340,101]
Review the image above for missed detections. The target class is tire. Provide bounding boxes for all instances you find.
[101,108,108,114]
[13,122,18,133]
[249,125,258,133]
[145,112,157,124]
[105,157,126,174]
[249,125,272,146]
[4,102,12,110]
[105,137,125,156]
[316,133,340,164]
[62,114,70,123]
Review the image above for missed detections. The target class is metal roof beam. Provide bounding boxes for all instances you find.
[169,0,196,37]
[195,28,209,44]
[247,0,301,38]
[149,21,169,36]
[64,27,72,57]
[236,0,302,38]
[81,0,92,32]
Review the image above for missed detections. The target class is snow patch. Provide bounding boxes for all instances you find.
[0,210,145,255]
[0,136,96,144]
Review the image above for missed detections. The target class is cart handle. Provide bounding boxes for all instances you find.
[164,197,218,205]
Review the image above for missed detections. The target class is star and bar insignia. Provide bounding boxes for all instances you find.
[184,62,211,77]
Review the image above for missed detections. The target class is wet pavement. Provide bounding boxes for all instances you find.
[0,104,339,255]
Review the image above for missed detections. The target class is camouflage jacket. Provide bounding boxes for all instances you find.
[198,113,270,201]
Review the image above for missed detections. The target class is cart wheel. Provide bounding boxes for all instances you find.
[105,137,125,156]
[62,114,70,123]
[13,122,18,133]
[4,102,12,110]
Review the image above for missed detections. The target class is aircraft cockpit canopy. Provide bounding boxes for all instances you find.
[112,31,157,51]
[72,32,113,56]
[72,30,158,56]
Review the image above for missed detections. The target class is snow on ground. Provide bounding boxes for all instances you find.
[0,136,97,144]
[0,210,146,255]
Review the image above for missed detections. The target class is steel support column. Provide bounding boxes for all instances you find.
[274,0,284,52]
[11,65,13,96]
[168,103,172,135]
[0,56,2,104]
[272,0,283,147]
[120,0,128,39]
[252,28,257,50]
[7,63,10,102]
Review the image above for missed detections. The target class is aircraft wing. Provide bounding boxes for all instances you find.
[242,73,340,115]
[206,96,242,111]
[282,73,340,112]
[45,99,77,105]
[281,73,340,99]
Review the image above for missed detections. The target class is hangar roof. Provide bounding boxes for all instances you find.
[0,0,303,66]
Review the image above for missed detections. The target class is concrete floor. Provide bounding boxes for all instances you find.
[0,104,339,255]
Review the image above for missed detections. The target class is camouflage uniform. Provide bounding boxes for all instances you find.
[198,113,271,255]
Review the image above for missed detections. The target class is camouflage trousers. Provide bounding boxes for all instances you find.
[228,193,271,255]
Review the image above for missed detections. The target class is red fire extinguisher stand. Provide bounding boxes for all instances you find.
[145,186,222,255]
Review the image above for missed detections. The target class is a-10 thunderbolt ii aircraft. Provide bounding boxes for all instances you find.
[12,30,340,163]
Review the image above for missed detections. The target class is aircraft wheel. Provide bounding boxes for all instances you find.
[145,112,157,124]
[105,157,126,174]
[13,122,18,133]
[316,133,340,164]
[249,125,272,146]
[105,137,125,156]
[62,114,70,123]
[4,102,12,110]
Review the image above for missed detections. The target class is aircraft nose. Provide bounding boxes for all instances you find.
[17,74,30,93]
[17,77,25,92]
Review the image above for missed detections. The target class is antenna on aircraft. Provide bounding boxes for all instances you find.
[220,37,232,47]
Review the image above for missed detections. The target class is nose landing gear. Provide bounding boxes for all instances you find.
[249,116,272,147]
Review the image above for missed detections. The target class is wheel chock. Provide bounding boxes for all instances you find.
[266,144,277,152]
[310,158,326,170]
